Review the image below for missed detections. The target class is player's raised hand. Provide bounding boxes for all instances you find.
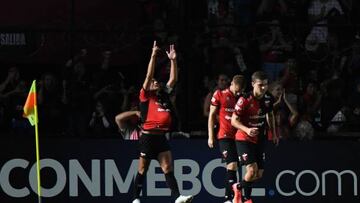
[151,41,160,57]
[166,44,176,60]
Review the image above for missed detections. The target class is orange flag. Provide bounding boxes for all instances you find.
[23,80,38,126]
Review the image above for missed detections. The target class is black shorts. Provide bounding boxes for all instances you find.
[218,138,238,164]
[236,141,266,169]
[138,133,170,160]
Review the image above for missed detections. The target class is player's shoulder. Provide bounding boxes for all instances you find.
[240,92,252,99]
[214,88,229,97]
[236,92,250,106]
[212,89,221,97]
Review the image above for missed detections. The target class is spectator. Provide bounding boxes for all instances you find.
[269,81,298,139]
[346,79,360,131]
[38,73,65,134]
[259,19,292,82]
[319,70,346,131]
[115,110,141,140]
[89,99,116,136]
[208,0,236,25]
[306,0,344,52]
[294,112,315,140]
[257,0,288,20]
[63,49,92,136]
[301,81,322,121]
[92,50,123,115]
[203,74,229,117]
[120,85,140,112]
[0,67,29,134]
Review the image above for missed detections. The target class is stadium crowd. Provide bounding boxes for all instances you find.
[0,0,359,139]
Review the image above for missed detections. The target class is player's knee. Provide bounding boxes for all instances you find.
[138,165,148,174]
[246,167,258,180]
[160,163,173,174]
[138,162,150,174]
[226,162,238,171]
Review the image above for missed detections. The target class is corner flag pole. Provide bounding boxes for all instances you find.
[23,80,42,203]
[34,93,41,203]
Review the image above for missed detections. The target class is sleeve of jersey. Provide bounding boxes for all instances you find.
[210,90,220,106]
[234,97,246,116]
[139,88,149,102]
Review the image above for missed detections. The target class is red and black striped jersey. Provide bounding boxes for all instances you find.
[139,88,172,132]
[233,92,274,143]
[211,88,238,139]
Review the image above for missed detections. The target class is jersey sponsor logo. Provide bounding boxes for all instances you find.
[224,108,234,112]
[157,108,171,112]
[241,153,248,162]
[222,150,228,159]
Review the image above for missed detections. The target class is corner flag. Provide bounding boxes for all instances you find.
[23,80,42,203]
[23,80,38,126]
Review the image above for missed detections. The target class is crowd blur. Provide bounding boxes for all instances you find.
[0,0,359,139]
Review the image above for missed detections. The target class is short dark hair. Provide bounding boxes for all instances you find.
[232,75,246,88]
[251,71,268,82]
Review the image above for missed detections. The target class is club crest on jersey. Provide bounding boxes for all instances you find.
[222,150,228,158]
[241,153,248,161]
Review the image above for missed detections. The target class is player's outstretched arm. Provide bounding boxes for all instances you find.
[166,44,177,88]
[143,41,160,90]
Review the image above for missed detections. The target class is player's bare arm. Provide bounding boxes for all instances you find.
[143,41,160,90]
[208,105,218,148]
[231,113,259,137]
[166,44,177,88]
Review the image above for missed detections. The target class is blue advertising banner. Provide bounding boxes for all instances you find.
[0,138,359,203]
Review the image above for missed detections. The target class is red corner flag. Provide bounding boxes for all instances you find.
[23,80,38,126]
